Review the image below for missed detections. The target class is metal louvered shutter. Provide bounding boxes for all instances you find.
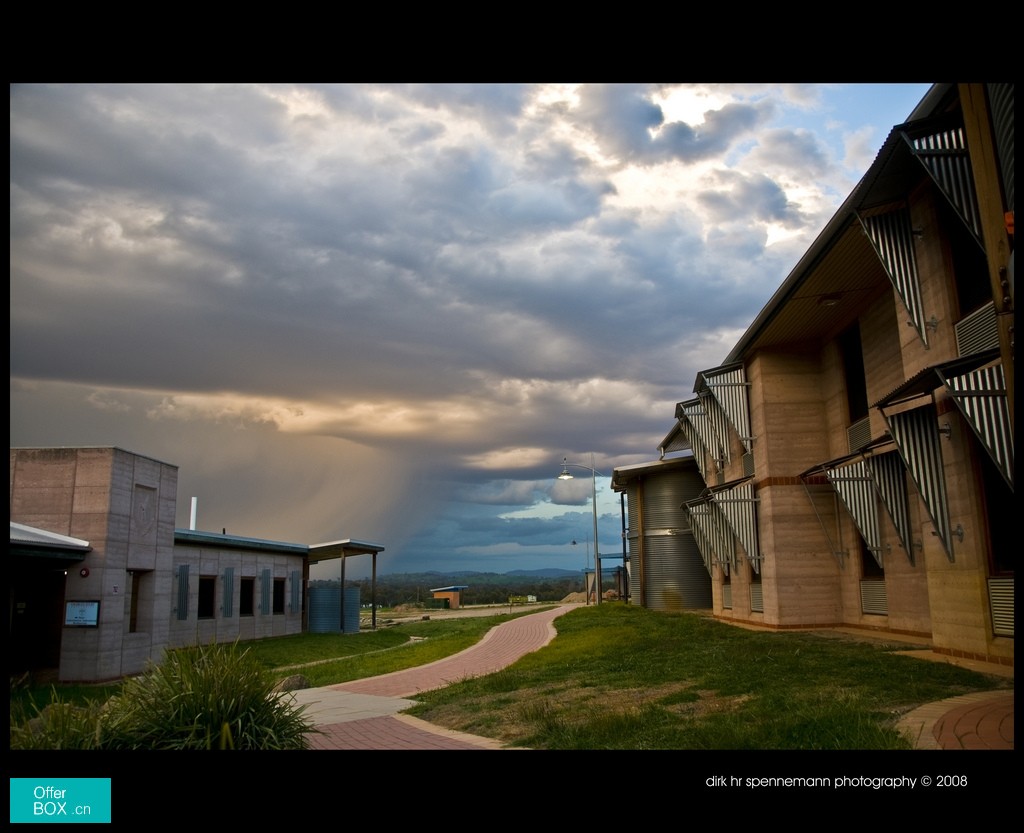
[988,578,1014,636]
[860,580,888,615]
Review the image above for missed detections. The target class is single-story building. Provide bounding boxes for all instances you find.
[429,585,469,609]
[10,446,384,682]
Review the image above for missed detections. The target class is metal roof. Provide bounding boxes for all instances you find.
[10,521,91,551]
[611,455,697,491]
[308,538,386,563]
[175,528,309,555]
[723,84,952,364]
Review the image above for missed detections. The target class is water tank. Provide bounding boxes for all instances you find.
[307,586,361,634]
[626,463,711,610]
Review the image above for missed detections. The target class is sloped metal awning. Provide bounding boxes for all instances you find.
[658,419,691,459]
[855,111,984,249]
[695,362,754,455]
[675,398,720,482]
[682,496,733,576]
[683,477,760,575]
[799,440,913,567]
[854,111,985,350]
[875,349,1012,489]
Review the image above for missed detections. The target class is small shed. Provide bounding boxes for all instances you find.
[429,585,469,610]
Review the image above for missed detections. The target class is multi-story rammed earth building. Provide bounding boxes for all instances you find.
[616,83,1013,667]
[10,83,1014,682]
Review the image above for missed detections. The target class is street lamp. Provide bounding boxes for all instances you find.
[558,454,604,605]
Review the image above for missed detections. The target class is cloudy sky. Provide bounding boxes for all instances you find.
[10,83,932,579]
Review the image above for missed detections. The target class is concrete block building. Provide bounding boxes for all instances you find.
[10,446,383,682]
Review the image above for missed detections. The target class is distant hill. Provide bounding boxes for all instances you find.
[315,567,588,605]
[367,568,581,583]
[505,568,582,578]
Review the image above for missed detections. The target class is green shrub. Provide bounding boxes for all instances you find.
[10,688,106,750]
[100,642,314,750]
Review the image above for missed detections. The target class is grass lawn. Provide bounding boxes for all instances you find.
[403,604,1011,750]
[11,604,1010,750]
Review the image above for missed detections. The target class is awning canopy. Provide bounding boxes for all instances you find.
[683,477,760,575]
[10,521,91,567]
[308,538,386,563]
[799,440,912,568]
[874,349,1011,490]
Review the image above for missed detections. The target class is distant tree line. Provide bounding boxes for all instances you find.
[311,572,589,607]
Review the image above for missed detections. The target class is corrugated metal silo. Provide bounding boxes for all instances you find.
[624,462,711,611]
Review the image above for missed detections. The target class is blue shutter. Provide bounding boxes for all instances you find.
[289,570,301,613]
[176,564,189,620]
[260,568,271,614]
[222,567,234,617]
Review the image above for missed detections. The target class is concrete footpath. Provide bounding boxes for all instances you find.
[290,603,574,749]
[289,604,1013,751]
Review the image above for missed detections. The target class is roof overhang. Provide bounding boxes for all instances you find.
[175,528,308,556]
[10,521,91,565]
[723,85,953,364]
[611,456,697,492]
[308,538,386,564]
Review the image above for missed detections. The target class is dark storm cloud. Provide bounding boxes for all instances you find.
[10,82,931,574]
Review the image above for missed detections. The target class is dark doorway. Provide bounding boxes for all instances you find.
[10,565,67,673]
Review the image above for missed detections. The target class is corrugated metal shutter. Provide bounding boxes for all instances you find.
[682,502,715,575]
[860,580,888,615]
[942,361,1013,489]
[825,459,883,568]
[907,119,984,247]
[659,419,691,456]
[176,564,189,620]
[697,363,753,454]
[858,205,929,347]
[712,480,761,573]
[289,570,301,613]
[865,451,914,565]
[685,498,735,574]
[986,83,1013,213]
[988,577,1014,636]
[884,405,954,560]
[677,398,717,481]
[260,568,271,614]
[698,390,732,465]
[222,567,234,617]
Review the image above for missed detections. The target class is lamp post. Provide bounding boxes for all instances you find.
[558,454,603,605]
[571,534,592,604]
